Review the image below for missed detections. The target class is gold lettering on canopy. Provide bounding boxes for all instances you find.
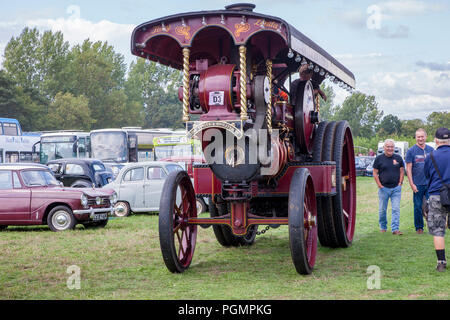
[255,19,279,30]
[175,25,191,41]
[151,25,171,34]
[234,23,250,38]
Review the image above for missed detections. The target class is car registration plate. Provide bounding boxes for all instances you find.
[93,213,108,221]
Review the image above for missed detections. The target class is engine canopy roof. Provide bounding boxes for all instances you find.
[131,3,355,88]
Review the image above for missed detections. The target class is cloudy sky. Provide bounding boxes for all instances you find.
[1,0,449,120]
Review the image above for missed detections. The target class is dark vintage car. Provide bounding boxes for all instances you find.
[355,156,375,177]
[46,158,113,188]
[0,164,117,231]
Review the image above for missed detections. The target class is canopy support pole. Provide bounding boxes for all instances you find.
[182,47,190,122]
[239,45,248,121]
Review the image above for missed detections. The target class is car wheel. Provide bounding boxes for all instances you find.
[70,180,92,188]
[196,198,207,214]
[114,201,130,217]
[0,225,8,231]
[47,206,76,232]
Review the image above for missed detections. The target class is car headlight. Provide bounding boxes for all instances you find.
[81,194,88,207]
[96,197,101,205]
[110,192,117,204]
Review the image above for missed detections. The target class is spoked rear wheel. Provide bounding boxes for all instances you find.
[159,171,197,273]
[288,168,318,275]
[332,121,357,247]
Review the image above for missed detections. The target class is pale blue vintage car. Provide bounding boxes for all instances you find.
[104,161,185,217]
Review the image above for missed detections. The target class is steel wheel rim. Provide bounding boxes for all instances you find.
[52,210,71,231]
[172,180,197,268]
[341,128,356,241]
[303,178,317,267]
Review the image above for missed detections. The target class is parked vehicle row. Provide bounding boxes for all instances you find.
[0,158,203,232]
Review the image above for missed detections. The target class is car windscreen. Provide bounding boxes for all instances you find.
[21,169,60,187]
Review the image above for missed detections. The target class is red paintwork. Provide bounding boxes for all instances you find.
[198,64,239,120]
[0,168,114,227]
[160,155,205,178]
[132,15,288,73]
[193,163,336,197]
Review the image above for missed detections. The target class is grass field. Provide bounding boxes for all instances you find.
[0,177,449,300]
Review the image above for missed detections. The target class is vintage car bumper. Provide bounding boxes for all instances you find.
[73,206,115,219]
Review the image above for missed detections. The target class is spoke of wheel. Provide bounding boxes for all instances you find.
[342,175,349,191]
[176,229,186,259]
[343,209,349,219]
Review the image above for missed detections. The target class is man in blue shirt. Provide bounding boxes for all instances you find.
[424,127,450,272]
[406,128,435,234]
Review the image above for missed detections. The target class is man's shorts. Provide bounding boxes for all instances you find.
[427,195,449,237]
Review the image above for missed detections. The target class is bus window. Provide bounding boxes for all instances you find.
[6,151,19,163]
[78,138,86,158]
[0,149,3,163]
[0,123,3,135]
[3,123,18,136]
[19,152,33,163]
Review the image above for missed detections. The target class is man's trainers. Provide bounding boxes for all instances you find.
[392,230,403,235]
[436,260,447,272]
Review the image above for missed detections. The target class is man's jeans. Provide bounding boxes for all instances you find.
[413,185,428,231]
[378,185,402,232]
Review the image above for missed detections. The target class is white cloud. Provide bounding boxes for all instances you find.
[358,68,450,119]
[25,17,136,64]
[377,0,447,17]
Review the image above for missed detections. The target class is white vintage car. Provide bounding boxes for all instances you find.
[104,161,206,217]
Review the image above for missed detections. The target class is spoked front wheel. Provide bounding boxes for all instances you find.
[288,168,318,275]
[159,171,198,273]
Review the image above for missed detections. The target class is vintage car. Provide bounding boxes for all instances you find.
[355,156,375,177]
[365,159,375,177]
[355,157,367,176]
[46,158,113,188]
[104,161,186,217]
[0,163,117,231]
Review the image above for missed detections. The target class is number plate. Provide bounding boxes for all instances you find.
[209,91,224,106]
[92,213,108,221]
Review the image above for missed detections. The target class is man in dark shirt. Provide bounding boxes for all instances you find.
[405,128,435,234]
[424,127,450,272]
[373,139,405,235]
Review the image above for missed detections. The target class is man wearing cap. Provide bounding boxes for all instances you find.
[405,128,434,234]
[424,127,450,272]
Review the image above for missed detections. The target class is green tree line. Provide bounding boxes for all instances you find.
[0,27,183,132]
[319,83,449,153]
[1,27,448,148]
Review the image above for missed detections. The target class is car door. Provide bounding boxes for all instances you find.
[144,166,168,211]
[0,170,31,221]
[119,167,145,210]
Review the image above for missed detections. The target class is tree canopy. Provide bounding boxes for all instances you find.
[0,27,447,141]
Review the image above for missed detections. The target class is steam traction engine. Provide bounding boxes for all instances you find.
[131,3,357,274]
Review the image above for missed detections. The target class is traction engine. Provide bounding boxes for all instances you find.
[131,3,357,274]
